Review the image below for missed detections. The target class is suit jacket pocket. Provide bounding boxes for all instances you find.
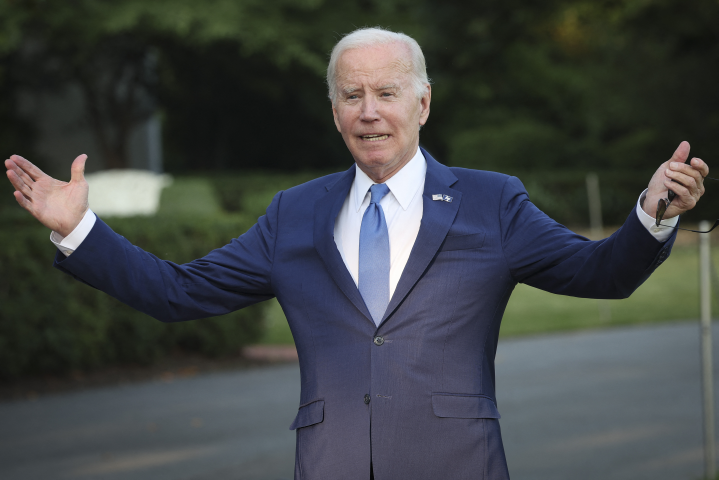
[432,393,500,419]
[440,232,486,252]
[289,398,325,430]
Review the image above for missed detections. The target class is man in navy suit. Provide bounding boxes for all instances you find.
[4,27,710,479]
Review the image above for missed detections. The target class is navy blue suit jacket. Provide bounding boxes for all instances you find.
[55,149,675,480]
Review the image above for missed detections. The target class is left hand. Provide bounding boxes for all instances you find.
[5,154,89,236]
[643,141,709,220]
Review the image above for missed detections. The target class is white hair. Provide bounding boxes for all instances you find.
[327,27,430,104]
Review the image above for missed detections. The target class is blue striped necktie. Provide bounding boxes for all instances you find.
[359,183,391,326]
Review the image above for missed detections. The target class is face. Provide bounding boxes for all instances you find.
[332,43,431,183]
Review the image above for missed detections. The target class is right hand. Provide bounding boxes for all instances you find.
[642,141,708,220]
[5,154,89,237]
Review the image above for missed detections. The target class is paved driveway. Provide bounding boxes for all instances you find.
[0,321,716,480]
[497,322,718,480]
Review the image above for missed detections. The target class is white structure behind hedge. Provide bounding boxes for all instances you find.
[86,169,172,217]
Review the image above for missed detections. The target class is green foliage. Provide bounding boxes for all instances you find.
[156,41,351,172]
[422,0,719,173]
[0,213,266,379]
[259,298,296,345]
[207,171,337,218]
[0,50,38,169]
[449,119,570,171]
[3,0,718,174]
[157,177,222,217]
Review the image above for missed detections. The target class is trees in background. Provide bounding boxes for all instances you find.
[422,0,719,172]
[0,0,717,173]
[1,1,160,169]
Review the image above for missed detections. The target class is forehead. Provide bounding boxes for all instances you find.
[336,43,413,88]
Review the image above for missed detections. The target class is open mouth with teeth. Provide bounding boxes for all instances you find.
[360,134,389,142]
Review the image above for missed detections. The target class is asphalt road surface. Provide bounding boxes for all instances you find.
[1,321,717,480]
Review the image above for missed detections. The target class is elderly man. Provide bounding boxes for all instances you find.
[4,27,709,480]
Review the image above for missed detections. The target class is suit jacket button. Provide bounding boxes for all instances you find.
[364,394,371,404]
[373,336,384,346]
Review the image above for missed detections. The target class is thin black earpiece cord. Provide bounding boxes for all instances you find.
[656,219,719,234]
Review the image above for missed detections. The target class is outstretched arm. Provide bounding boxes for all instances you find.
[502,142,709,299]
[5,154,89,237]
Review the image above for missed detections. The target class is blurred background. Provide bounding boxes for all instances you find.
[1,0,719,479]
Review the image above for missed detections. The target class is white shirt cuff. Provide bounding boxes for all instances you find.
[636,189,678,243]
[50,209,97,257]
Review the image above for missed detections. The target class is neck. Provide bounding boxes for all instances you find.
[357,146,419,183]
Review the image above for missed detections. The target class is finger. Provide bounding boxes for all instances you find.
[4,157,18,171]
[9,155,46,181]
[668,141,690,164]
[666,168,699,191]
[12,190,33,212]
[668,161,704,187]
[6,159,35,188]
[70,154,87,183]
[6,169,33,196]
[664,178,696,208]
[689,157,710,179]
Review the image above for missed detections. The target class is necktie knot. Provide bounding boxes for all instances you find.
[369,183,390,205]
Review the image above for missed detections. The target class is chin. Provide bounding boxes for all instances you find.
[357,147,394,163]
[357,154,393,170]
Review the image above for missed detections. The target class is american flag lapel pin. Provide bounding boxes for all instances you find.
[433,194,453,203]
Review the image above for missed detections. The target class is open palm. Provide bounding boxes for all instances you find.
[5,154,89,237]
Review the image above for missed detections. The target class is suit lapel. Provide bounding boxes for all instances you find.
[314,166,375,324]
[381,149,460,325]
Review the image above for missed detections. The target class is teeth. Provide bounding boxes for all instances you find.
[362,135,388,142]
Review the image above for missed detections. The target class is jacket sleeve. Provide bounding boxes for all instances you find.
[53,191,283,322]
[499,176,675,299]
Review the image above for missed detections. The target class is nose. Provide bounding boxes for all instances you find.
[359,96,381,122]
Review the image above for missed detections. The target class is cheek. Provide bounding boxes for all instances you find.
[390,105,420,133]
[335,110,358,134]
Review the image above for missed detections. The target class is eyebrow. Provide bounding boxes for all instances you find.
[340,83,402,96]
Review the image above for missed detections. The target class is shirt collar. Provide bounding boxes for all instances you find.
[352,148,427,212]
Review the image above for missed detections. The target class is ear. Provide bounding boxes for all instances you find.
[332,104,342,133]
[419,85,431,126]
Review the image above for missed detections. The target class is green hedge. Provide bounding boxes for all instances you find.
[208,171,331,218]
[0,212,266,379]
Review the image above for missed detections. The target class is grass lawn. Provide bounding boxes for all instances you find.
[258,239,719,345]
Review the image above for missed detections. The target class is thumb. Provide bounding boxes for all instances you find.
[70,154,87,183]
[669,141,691,164]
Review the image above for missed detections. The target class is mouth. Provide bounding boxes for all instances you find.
[360,134,389,142]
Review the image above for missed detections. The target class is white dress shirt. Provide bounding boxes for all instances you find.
[52,152,678,292]
[334,148,426,299]
[50,208,97,257]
